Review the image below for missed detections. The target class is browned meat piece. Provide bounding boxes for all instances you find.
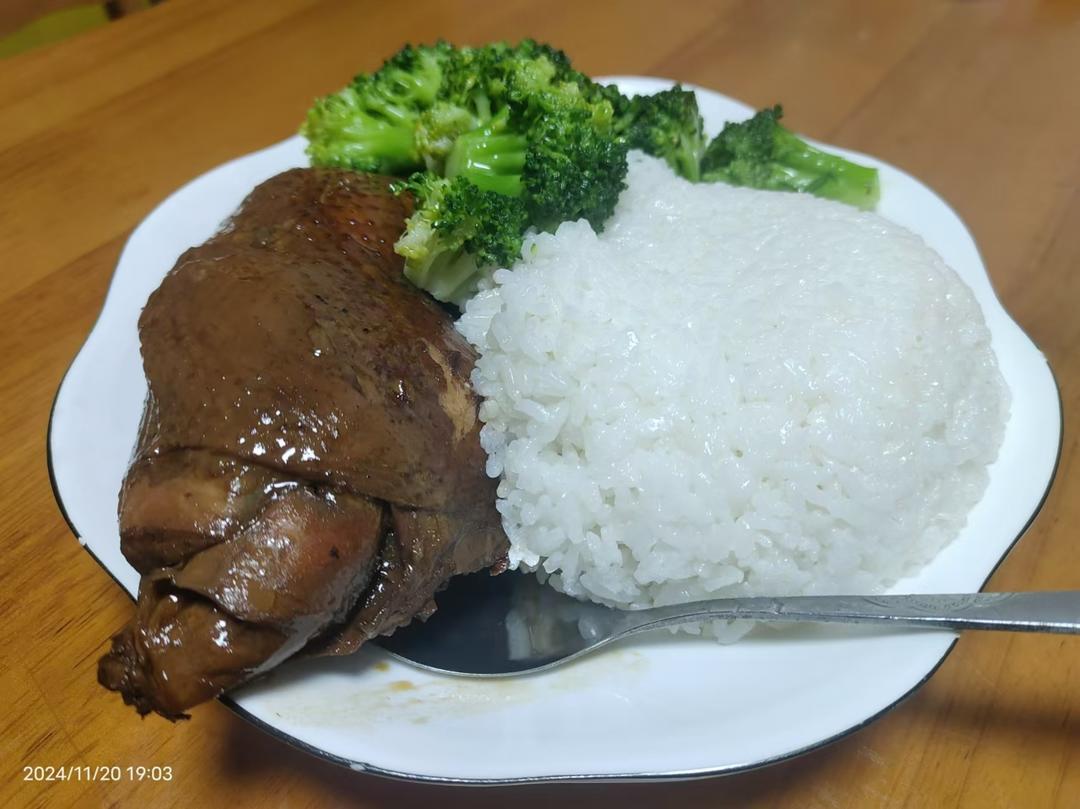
[98,169,507,719]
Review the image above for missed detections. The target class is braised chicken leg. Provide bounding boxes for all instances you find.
[98,169,507,719]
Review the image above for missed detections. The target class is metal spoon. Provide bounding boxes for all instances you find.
[374,571,1080,676]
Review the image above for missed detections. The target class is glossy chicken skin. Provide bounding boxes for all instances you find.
[98,169,507,719]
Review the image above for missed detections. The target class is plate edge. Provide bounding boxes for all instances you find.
[44,78,1067,787]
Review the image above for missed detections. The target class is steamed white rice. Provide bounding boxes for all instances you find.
[456,153,1009,639]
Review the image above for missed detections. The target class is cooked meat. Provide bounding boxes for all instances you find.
[98,169,507,719]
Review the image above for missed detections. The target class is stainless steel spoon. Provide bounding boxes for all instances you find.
[374,571,1080,676]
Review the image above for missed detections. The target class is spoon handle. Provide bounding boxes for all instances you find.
[616,592,1080,636]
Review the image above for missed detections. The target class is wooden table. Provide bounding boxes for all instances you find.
[2,0,1078,805]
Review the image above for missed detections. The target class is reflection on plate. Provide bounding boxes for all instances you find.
[48,77,1061,784]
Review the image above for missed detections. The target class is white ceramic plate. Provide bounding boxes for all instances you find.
[49,77,1061,783]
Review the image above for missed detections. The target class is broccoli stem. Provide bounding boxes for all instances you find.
[306,120,419,173]
[699,106,880,210]
[402,247,480,304]
[771,127,880,210]
[445,128,527,197]
[302,89,423,174]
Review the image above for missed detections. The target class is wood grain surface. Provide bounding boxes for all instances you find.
[2,0,1078,806]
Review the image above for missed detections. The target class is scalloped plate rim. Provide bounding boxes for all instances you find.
[46,76,1062,784]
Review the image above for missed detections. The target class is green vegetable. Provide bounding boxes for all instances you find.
[301,43,453,174]
[304,40,628,303]
[614,85,707,182]
[444,114,526,197]
[423,42,630,231]
[303,42,882,304]
[700,105,880,210]
[524,104,627,231]
[393,173,528,305]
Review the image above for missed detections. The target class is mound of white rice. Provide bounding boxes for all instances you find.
[456,153,1009,638]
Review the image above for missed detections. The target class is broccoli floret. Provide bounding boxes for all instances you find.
[376,42,452,108]
[302,43,453,174]
[444,39,580,111]
[303,40,635,302]
[434,81,626,238]
[415,101,482,171]
[700,105,880,210]
[616,85,706,181]
[524,106,627,229]
[394,173,528,305]
[582,78,630,113]
[505,39,576,80]
[428,40,579,139]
